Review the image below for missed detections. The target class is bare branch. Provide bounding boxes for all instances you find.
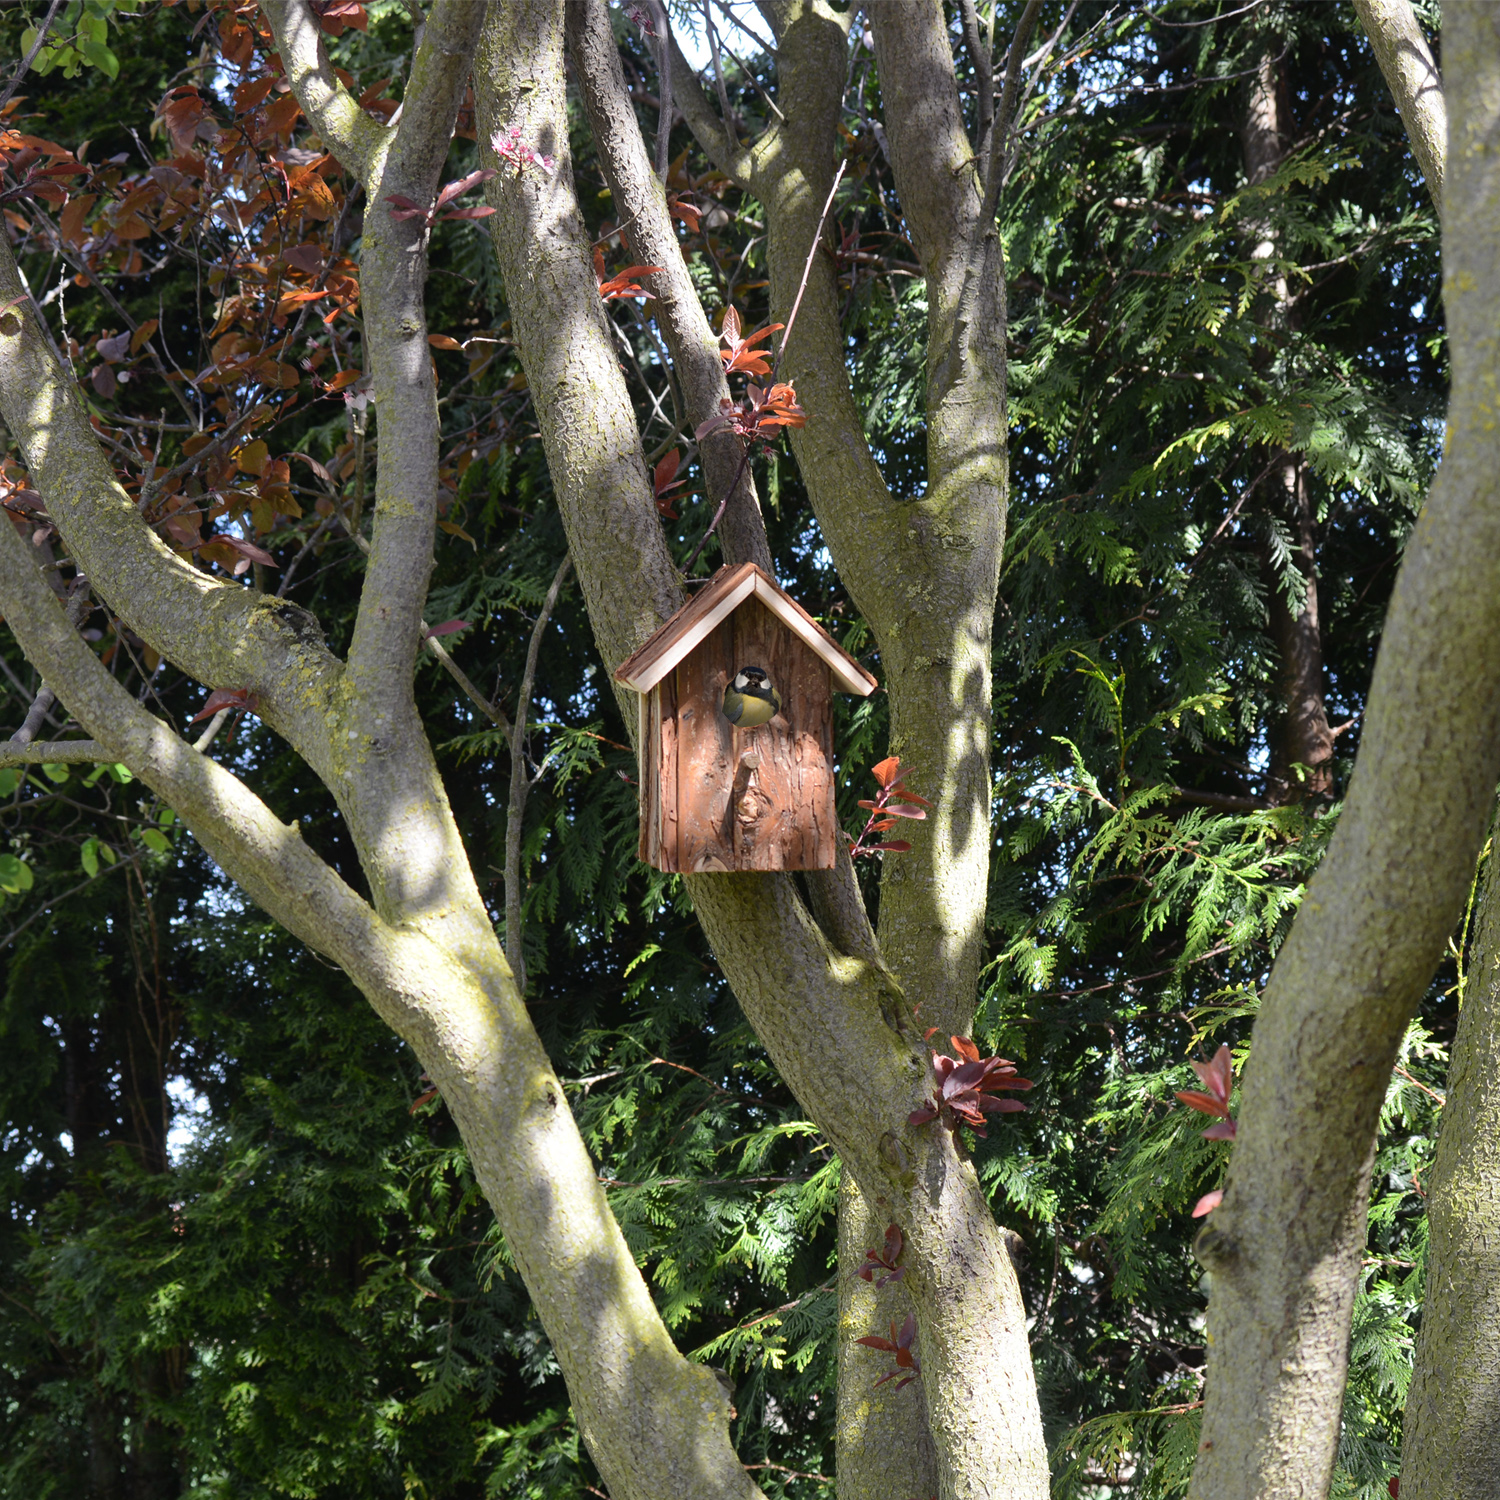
[425,627,512,732]
[779,157,846,366]
[986,0,1043,227]
[343,0,488,756]
[958,0,994,151]
[644,0,674,178]
[505,552,572,992]
[13,686,57,746]
[0,737,107,766]
[703,0,739,154]
[667,28,758,185]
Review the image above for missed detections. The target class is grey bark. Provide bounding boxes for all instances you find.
[1353,0,1446,212]
[0,4,769,1495]
[1188,9,1500,1498]
[1401,846,1500,1500]
[477,3,1049,1494]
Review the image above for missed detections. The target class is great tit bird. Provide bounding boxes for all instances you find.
[722,666,781,728]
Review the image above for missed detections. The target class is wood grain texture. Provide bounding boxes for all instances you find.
[638,598,837,873]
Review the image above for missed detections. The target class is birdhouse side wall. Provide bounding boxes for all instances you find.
[638,673,678,870]
[643,598,836,872]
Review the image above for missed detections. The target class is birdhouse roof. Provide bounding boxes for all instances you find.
[613,563,878,697]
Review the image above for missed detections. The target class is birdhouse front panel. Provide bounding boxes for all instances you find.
[616,562,877,876]
[641,596,837,873]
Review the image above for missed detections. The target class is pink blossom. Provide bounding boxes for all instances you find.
[492,124,554,176]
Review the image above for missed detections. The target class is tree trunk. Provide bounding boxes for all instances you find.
[1400,845,1500,1500]
[1242,43,1334,803]
[1188,10,1500,1497]
[1264,460,1334,802]
[835,1175,939,1498]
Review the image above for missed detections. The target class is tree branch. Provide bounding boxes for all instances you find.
[0,232,347,773]
[1353,0,1446,212]
[644,0,674,179]
[504,552,571,992]
[257,0,394,183]
[344,0,487,711]
[667,28,759,185]
[1402,845,1500,1497]
[1190,14,1500,1495]
[0,737,107,766]
[568,0,774,574]
[270,0,491,928]
[958,0,994,159]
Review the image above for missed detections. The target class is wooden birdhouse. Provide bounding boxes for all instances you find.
[614,563,878,873]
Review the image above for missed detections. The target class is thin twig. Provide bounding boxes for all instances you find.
[0,0,66,117]
[985,0,1043,225]
[1001,0,1080,188]
[681,441,753,574]
[704,21,784,123]
[427,626,510,730]
[0,848,144,953]
[192,708,231,753]
[777,157,847,367]
[708,0,777,57]
[504,552,573,993]
[702,0,739,153]
[9,581,92,745]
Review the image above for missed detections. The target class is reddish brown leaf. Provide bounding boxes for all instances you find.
[59,192,96,247]
[282,243,325,275]
[1174,1089,1229,1118]
[218,16,256,67]
[234,76,277,114]
[190,685,259,724]
[667,193,701,231]
[718,305,783,377]
[210,533,276,567]
[1190,1043,1233,1107]
[289,451,333,484]
[234,440,269,476]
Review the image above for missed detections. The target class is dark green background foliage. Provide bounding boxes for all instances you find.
[0,2,1450,1497]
